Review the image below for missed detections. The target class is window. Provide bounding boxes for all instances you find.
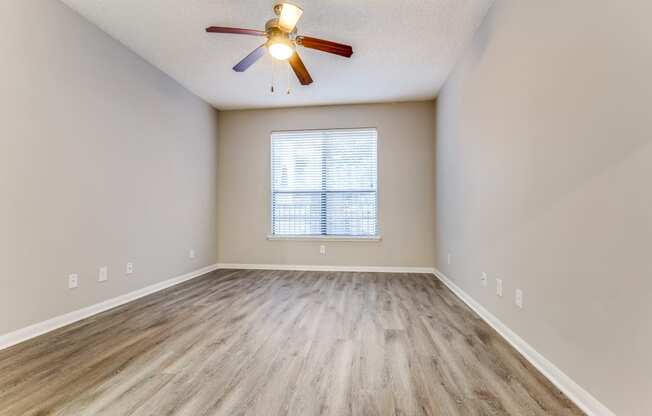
[271,128,378,238]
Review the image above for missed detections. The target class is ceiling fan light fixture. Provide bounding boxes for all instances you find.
[268,38,294,60]
[277,3,303,32]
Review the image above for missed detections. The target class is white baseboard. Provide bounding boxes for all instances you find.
[0,263,219,351]
[217,263,435,274]
[433,268,615,416]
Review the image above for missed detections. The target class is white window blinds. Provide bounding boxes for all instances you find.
[271,128,378,237]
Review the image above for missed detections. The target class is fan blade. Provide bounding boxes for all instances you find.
[288,52,313,85]
[233,44,267,72]
[206,26,266,36]
[296,36,353,58]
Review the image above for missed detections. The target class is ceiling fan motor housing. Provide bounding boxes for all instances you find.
[265,18,297,37]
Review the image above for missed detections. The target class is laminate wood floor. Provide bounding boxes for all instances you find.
[0,269,584,416]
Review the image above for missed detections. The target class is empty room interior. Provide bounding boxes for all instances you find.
[1,1,650,415]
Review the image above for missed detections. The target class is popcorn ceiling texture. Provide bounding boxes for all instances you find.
[59,0,493,109]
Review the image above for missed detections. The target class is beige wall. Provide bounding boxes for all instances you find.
[436,1,652,415]
[217,102,436,267]
[0,0,219,335]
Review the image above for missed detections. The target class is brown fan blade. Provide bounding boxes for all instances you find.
[288,52,313,85]
[206,26,266,36]
[296,36,353,58]
[233,44,267,72]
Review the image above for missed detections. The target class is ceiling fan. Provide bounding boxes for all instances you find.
[206,2,353,86]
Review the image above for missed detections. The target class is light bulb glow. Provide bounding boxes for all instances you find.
[268,42,294,60]
[278,3,303,32]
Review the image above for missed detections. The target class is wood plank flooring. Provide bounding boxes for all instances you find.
[0,269,584,416]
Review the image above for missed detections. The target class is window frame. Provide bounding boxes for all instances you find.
[267,127,381,241]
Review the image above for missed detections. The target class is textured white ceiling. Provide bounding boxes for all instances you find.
[60,0,492,110]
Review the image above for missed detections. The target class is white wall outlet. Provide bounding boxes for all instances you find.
[481,272,488,287]
[515,289,524,308]
[447,253,451,265]
[496,278,503,297]
[126,262,134,275]
[189,249,196,259]
[68,273,79,289]
[319,245,326,255]
[98,266,108,282]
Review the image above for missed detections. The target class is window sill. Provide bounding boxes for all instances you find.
[266,235,382,242]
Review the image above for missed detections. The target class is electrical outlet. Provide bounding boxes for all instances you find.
[515,289,524,308]
[481,272,488,287]
[496,278,503,297]
[98,266,108,282]
[126,262,134,275]
[189,249,196,259]
[447,253,451,265]
[68,273,79,289]
[319,245,326,255]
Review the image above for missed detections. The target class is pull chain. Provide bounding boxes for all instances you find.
[270,59,275,93]
[286,61,291,95]
[270,59,291,95]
